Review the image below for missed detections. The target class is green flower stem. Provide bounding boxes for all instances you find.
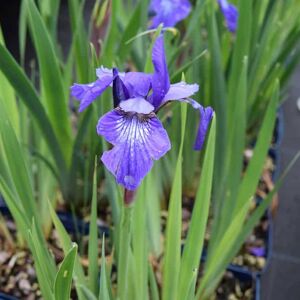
[118,192,135,300]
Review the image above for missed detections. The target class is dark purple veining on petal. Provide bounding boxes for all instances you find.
[97,109,171,190]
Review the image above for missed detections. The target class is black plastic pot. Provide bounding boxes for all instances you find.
[0,198,109,237]
[227,265,261,300]
[0,293,18,300]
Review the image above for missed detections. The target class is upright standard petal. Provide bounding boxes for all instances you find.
[97,110,171,190]
[218,0,238,33]
[149,0,191,28]
[151,35,170,108]
[123,72,152,98]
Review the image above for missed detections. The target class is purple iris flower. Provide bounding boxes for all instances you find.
[148,0,191,28]
[218,0,238,32]
[71,36,213,191]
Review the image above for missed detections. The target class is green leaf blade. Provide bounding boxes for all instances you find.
[54,244,78,300]
[178,116,216,300]
[162,103,187,300]
[26,0,72,162]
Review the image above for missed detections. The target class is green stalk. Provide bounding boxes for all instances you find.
[118,195,134,300]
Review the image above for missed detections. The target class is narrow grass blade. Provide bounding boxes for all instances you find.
[149,263,159,300]
[0,28,19,136]
[117,204,134,300]
[27,229,55,300]
[228,0,252,111]
[206,9,227,200]
[197,81,279,299]
[102,0,120,63]
[88,160,99,295]
[38,0,60,42]
[54,244,78,300]
[118,2,142,61]
[162,103,187,300]
[178,116,216,300]
[99,235,111,300]
[68,0,90,82]
[48,201,87,294]
[0,177,30,239]
[18,0,27,66]
[145,171,162,256]
[198,151,300,299]
[26,0,72,161]
[132,184,148,299]
[0,109,37,223]
[78,286,98,300]
[0,44,68,186]
[211,58,248,248]
[234,82,279,214]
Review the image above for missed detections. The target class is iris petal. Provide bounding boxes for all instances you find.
[113,68,129,107]
[218,0,238,33]
[151,35,170,108]
[162,82,199,102]
[168,97,213,150]
[70,75,114,112]
[97,110,171,190]
[149,0,191,28]
[124,72,152,98]
[120,97,155,114]
[159,86,213,150]
[194,105,214,150]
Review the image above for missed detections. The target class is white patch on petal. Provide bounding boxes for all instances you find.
[120,97,154,114]
[163,82,199,102]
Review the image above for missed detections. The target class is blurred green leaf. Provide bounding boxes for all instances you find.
[178,116,216,300]
[68,0,90,82]
[49,201,87,299]
[148,263,159,300]
[197,80,279,299]
[99,235,111,300]
[88,160,99,295]
[54,244,78,300]
[162,103,187,300]
[0,42,68,189]
[0,108,37,224]
[118,3,142,61]
[0,28,19,137]
[26,0,72,163]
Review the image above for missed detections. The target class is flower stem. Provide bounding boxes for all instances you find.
[118,191,135,300]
